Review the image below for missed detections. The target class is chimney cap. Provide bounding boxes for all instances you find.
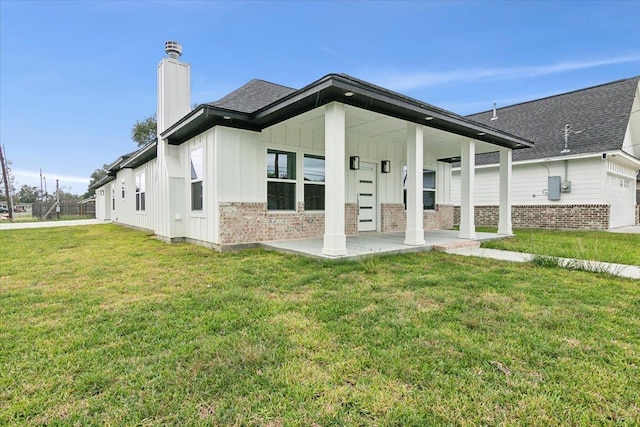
[165,41,182,59]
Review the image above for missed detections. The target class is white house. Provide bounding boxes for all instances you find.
[92,41,533,256]
[451,76,640,229]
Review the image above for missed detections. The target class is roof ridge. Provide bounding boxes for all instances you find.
[468,75,640,116]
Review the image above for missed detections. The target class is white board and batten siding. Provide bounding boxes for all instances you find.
[179,128,217,245]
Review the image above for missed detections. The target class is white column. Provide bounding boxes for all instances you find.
[404,123,426,245]
[459,140,476,239]
[322,103,348,256]
[498,148,513,235]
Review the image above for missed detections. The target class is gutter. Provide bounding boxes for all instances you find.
[451,150,640,171]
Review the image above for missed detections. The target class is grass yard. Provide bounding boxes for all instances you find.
[1,225,639,426]
[480,228,640,266]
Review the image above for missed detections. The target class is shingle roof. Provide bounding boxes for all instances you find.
[466,76,639,165]
[207,79,297,113]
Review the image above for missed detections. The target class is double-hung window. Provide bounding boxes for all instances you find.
[135,171,146,211]
[303,155,325,210]
[191,147,203,211]
[267,149,296,210]
[403,166,436,210]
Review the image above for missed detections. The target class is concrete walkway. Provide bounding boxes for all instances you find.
[0,219,104,230]
[447,247,640,280]
[609,225,640,234]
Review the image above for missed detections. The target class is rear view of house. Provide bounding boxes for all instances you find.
[93,42,533,256]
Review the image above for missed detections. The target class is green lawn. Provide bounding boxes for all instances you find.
[1,225,639,426]
[480,228,640,266]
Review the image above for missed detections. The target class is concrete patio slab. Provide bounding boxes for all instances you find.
[260,230,506,260]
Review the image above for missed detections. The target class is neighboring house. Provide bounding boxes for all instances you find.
[451,76,640,229]
[92,41,533,255]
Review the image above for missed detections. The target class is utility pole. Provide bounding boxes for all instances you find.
[0,144,14,220]
[56,179,60,219]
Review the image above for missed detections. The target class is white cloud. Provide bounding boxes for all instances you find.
[369,54,640,92]
[12,169,89,195]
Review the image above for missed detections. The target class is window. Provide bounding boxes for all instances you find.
[191,147,203,211]
[403,166,436,210]
[121,179,126,199]
[112,187,115,210]
[267,149,296,210]
[135,171,146,211]
[304,155,325,210]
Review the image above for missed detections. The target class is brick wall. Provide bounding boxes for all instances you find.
[453,204,610,230]
[345,203,358,236]
[426,204,454,230]
[380,204,454,232]
[218,202,358,245]
[380,204,405,232]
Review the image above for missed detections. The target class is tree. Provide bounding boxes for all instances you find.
[131,115,157,147]
[16,185,39,204]
[83,164,109,198]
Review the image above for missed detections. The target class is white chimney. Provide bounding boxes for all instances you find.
[157,40,191,134]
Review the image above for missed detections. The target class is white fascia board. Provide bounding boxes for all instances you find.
[451,150,640,171]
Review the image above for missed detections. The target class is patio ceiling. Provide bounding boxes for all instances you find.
[280,105,500,161]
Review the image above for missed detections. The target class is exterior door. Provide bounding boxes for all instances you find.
[607,174,633,228]
[356,162,377,231]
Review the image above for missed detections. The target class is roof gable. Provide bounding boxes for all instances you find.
[466,76,640,165]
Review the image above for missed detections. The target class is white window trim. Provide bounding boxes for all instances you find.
[190,146,204,212]
[402,165,437,211]
[135,171,146,213]
[303,154,325,212]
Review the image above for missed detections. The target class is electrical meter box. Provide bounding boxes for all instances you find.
[548,176,561,200]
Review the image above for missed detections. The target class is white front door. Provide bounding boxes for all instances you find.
[356,162,377,231]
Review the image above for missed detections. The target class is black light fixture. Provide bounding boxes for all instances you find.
[381,160,391,173]
[349,156,360,170]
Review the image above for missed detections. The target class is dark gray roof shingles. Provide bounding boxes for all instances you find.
[466,76,639,165]
[208,79,297,113]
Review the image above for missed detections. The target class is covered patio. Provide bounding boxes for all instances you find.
[261,229,505,260]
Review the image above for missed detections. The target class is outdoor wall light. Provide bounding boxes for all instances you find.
[349,156,360,170]
[425,116,434,120]
[344,91,354,97]
[381,160,391,173]
[99,190,105,196]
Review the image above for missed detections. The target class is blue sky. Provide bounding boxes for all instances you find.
[1,0,639,196]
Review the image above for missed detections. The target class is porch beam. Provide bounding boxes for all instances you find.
[498,148,513,235]
[404,123,426,245]
[459,140,476,239]
[322,102,348,256]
